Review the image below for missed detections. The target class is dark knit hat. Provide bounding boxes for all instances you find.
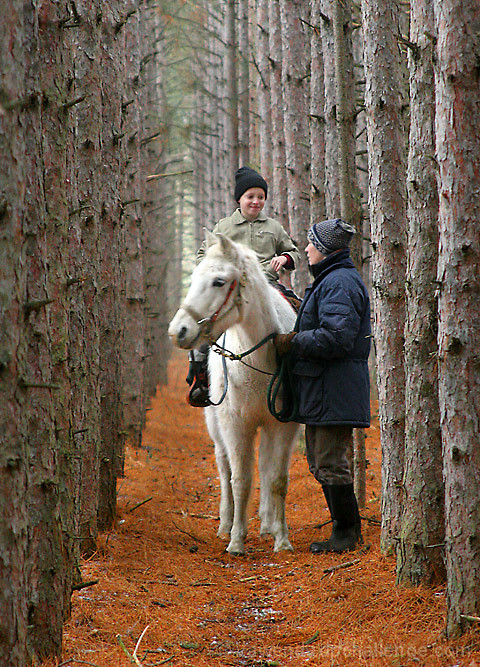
[234,166,268,202]
[307,218,355,255]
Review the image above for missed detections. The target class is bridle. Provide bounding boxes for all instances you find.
[179,272,246,345]
[178,269,282,406]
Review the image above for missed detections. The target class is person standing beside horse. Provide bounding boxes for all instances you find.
[188,166,301,407]
[273,219,371,554]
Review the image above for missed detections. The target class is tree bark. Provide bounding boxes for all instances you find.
[309,0,326,224]
[121,1,147,453]
[320,0,340,217]
[209,3,228,222]
[267,0,288,225]
[67,0,103,556]
[144,8,172,393]
[396,0,445,587]
[360,0,408,553]
[255,0,273,188]
[434,0,480,637]
[224,0,240,194]
[190,2,211,238]
[279,0,311,293]
[238,0,251,166]
[0,3,29,663]
[0,0,171,660]
[24,0,76,656]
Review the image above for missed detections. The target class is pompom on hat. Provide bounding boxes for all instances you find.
[234,166,268,202]
[307,218,355,255]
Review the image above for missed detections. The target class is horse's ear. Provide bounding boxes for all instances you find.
[216,233,239,263]
[204,228,217,247]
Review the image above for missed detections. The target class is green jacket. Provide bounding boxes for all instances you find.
[197,209,301,283]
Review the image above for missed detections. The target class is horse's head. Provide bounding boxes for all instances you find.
[168,232,247,350]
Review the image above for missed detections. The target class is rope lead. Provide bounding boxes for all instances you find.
[267,353,299,423]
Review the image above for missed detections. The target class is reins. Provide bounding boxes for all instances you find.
[210,332,277,375]
[211,334,299,423]
[208,333,229,406]
[267,353,299,422]
[208,332,275,406]
[180,269,298,419]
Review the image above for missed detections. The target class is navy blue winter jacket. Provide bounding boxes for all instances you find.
[290,249,371,427]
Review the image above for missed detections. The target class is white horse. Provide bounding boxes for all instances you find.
[168,233,300,555]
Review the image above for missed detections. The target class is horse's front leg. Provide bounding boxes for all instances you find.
[258,423,298,552]
[222,422,255,556]
[205,409,233,537]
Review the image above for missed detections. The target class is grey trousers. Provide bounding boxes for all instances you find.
[305,425,353,486]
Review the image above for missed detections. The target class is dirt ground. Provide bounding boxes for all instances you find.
[42,350,480,667]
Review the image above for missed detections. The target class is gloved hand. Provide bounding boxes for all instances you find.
[273,332,296,356]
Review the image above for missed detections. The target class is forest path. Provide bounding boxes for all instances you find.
[44,351,479,667]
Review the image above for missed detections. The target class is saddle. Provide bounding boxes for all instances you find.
[283,294,302,312]
[274,284,302,312]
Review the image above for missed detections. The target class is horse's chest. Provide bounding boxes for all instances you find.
[229,364,266,394]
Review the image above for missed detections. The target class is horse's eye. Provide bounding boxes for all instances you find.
[213,278,226,288]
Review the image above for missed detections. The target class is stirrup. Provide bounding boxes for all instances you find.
[187,377,212,408]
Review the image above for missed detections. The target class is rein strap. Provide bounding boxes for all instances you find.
[211,332,277,363]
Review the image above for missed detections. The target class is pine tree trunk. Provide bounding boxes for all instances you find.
[434,0,480,637]
[67,0,103,556]
[309,0,326,224]
[255,0,273,187]
[0,0,172,660]
[210,5,227,221]
[332,0,351,222]
[396,0,445,587]
[360,0,408,553]
[238,0,250,166]
[0,0,79,661]
[121,4,147,452]
[224,0,239,192]
[24,0,76,656]
[0,4,29,663]
[320,0,340,216]
[268,0,288,225]
[191,2,210,239]
[142,8,171,394]
[279,0,311,292]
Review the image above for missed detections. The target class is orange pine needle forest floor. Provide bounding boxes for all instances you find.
[42,350,480,667]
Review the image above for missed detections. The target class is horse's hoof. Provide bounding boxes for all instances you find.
[273,539,293,553]
[226,549,245,557]
[226,541,245,556]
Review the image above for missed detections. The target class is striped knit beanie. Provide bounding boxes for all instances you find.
[307,219,355,255]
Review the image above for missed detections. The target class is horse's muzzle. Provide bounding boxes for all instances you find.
[168,311,202,349]
[175,325,190,347]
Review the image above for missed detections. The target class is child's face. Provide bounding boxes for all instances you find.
[239,187,266,220]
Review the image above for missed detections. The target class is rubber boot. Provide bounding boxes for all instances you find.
[317,484,334,533]
[310,483,362,554]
